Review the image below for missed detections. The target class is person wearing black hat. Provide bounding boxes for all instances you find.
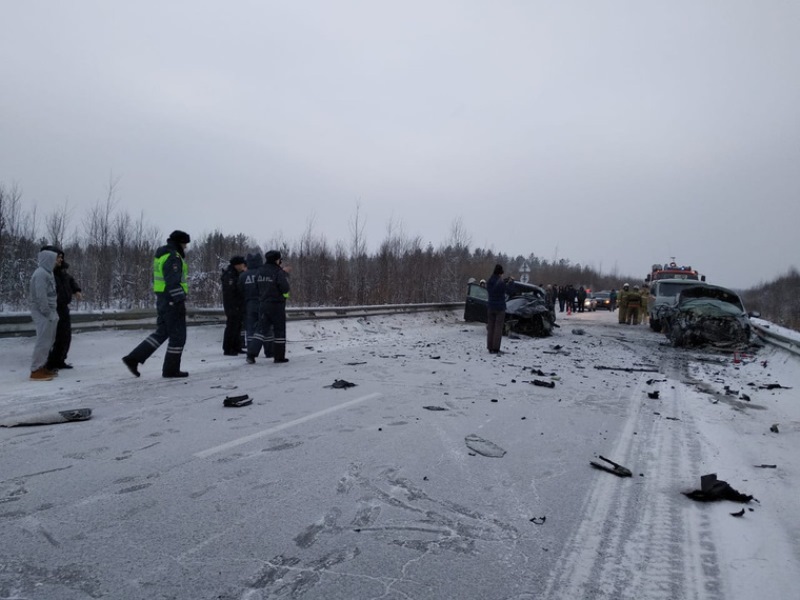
[246,250,291,364]
[122,230,192,378]
[40,245,83,370]
[221,255,247,355]
[486,264,512,354]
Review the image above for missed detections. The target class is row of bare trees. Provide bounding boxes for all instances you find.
[2,180,797,330]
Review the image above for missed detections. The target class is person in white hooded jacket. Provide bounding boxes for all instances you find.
[29,248,59,380]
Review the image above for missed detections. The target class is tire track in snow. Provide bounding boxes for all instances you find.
[541,348,725,600]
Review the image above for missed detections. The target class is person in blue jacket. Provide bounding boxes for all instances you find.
[486,264,512,354]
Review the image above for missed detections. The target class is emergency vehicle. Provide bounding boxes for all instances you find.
[645,261,705,283]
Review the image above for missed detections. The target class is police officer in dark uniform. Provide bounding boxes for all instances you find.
[221,255,246,355]
[246,250,291,364]
[122,230,191,378]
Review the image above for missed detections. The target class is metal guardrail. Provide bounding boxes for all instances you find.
[0,302,465,338]
[750,318,800,356]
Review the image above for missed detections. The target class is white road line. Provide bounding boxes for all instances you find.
[194,392,383,458]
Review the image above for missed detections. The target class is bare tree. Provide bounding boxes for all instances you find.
[44,200,72,249]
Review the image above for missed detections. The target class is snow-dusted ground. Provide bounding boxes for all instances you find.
[0,309,798,599]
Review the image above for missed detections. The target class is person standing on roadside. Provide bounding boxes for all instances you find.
[29,248,59,381]
[246,250,291,364]
[618,283,630,324]
[122,230,191,378]
[41,246,83,371]
[221,255,247,355]
[486,264,511,354]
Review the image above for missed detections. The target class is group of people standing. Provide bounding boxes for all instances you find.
[29,246,83,380]
[119,230,292,379]
[220,250,291,364]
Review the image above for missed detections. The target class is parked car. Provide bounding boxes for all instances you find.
[660,283,753,347]
[584,294,598,312]
[647,278,708,331]
[464,280,556,337]
[593,291,612,310]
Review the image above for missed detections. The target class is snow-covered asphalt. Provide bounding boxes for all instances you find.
[1,309,798,599]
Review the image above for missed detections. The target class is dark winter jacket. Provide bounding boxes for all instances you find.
[53,260,81,313]
[486,274,508,311]
[256,263,291,304]
[221,264,244,311]
[240,253,263,307]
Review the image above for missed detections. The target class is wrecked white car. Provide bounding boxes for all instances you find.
[662,284,753,348]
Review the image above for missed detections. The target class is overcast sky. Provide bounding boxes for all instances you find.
[2,1,798,289]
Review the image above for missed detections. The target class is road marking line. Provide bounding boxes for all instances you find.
[194,392,383,458]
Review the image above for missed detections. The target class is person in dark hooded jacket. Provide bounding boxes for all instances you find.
[40,246,82,370]
[486,264,512,354]
[246,250,291,364]
[221,255,246,355]
[122,230,191,378]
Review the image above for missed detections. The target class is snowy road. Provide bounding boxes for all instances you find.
[1,309,799,599]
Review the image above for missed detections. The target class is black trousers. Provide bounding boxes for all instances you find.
[247,302,286,358]
[127,295,187,374]
[47,305,72,368]
[222,306,243,353]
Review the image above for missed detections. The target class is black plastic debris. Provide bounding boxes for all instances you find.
[740,393,751,401]
[345,361,367,366]
[531,379,555,388]
[572,328,586,335]
[646,378,666,385]
[730,508,745,517]
[760,383,792,390]
[464,434,507,458]
[589,455,632,477]
[423,406,448,411]
[223,394,252,408]
[647,391,660,399]
[682,473,755,503]
[326,379,357,389]
[429,355,441,360]
[770,424,780,433]
[595,366,660,373]
[0,408,92,427]
[754,464,777,469]
[529,516,546,525]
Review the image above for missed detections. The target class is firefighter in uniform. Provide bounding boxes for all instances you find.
[122,230,191,378]
[639,284,650,325]
[618,283,630,324]
[626,285,642,325]
[246,250,291,364]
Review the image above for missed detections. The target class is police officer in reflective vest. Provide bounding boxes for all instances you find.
[122,230,191,378]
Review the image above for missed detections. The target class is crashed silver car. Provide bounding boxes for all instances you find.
[661,283,752,348]
[464,281,556,337]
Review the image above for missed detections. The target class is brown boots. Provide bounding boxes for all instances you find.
[30,367,57,381]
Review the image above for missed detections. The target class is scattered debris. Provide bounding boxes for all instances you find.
[429,355,441,360]
[730,508,745,517]
[770,424,780,433]
[647,391,660,399]
[589,455,632,478]
[760,383,792,390]
[529,516,546,525]
[211,384,238,390]
[465,434,507,458]
[423,406,448,411]
[754,464,777,469]
[682,473,755,503]
[665,416,681,421]
[740,393,751,401]
[326,379,357,389]
[646,378,666,385]
[530,379,556,389]
[223,394,252,408]
[572,328,586,335]
[0,408,92,427]
[344,361,367,366]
